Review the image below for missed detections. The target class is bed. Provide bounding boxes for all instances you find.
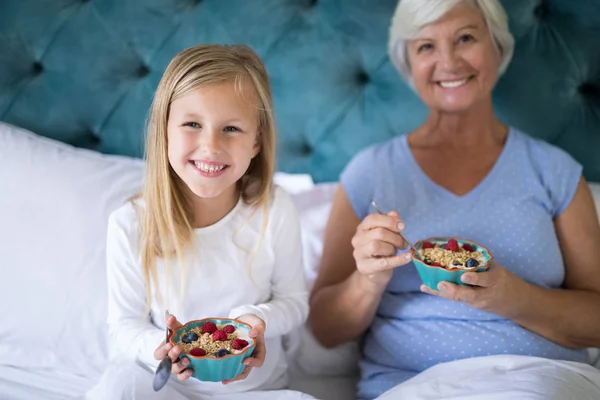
[1,1,600,399]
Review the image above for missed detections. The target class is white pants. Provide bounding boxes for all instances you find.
[83,360,318,400]
[377,355,600,400]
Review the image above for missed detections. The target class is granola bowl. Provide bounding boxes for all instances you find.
[410,237,493,290]
[168,317,256,382]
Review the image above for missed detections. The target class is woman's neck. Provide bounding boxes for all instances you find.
[190,186,240,229]
[414,100,507,148]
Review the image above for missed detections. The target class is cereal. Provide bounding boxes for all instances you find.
[418,240,484,269]
[177,323,249,357]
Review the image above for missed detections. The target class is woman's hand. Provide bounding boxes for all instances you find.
[420,262,531,318]
[153,313,193,381]
[352,210,413,291]
[222,314,266,385]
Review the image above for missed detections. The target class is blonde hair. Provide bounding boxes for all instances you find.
[389,0,515,86]
[139,44,276,311]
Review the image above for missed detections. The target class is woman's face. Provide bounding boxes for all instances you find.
[407,4,501,113]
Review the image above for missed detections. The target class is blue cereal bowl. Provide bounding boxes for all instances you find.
[410,237,493,290]
[169,317,256,382]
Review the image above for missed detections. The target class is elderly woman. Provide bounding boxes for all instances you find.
[308,0,600,399]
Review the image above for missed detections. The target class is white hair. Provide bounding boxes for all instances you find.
[388,0,515,86]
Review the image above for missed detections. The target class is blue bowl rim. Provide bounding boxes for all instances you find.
[168,317,256,360]
[410,236,494,272]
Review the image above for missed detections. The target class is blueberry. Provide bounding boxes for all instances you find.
[452,260,463,267]
[182,332,199,344]
[466,258,479,268]
[215,348,231,358]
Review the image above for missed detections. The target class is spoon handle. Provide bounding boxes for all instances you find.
[153,310,174,392]
[371,201,418,254]
[165,309,170,343]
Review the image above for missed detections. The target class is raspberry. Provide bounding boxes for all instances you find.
[462,243,475,252]
[232,339,249,350]
[212,330,228,342]
[430,261,442,267]
[190,348,206,357]
[421,241,435,249]
[446,239,459,252]
[223,325,236,334]
[201,322,217,334]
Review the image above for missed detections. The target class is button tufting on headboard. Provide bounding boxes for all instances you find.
[136,65,150,78]
[71,132,101,150]
[579,83,598,98]
[356,71,370,85]
[534,0,549,20]
[299,140,313,156]
[31,62,44,75]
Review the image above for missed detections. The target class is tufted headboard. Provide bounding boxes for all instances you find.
[1,0,599,183]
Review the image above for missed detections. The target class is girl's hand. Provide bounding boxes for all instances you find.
[420,262,531,318]
[222,314,266,385]
[153,313,193,381]
[352,210,413,290]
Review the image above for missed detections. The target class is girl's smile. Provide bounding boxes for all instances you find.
[189,160,230,177]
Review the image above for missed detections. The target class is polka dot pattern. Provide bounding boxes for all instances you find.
[341,129,587,400]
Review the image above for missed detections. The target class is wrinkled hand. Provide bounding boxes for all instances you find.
[222,314,266,385]
[352,210,413,290]
[420,262,531,318]
[153,314,192,381]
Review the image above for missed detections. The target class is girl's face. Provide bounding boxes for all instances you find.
[167,80,260,202]
[406,4,500,113]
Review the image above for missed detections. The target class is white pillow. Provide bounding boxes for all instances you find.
[0,123,144,376]
[273,172,316,195]
[291,182,338,289]
[283,181,361,377]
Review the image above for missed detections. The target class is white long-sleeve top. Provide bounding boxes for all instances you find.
[105,186,309,395]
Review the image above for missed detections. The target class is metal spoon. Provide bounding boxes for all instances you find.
[153,310,173,392]
[371,201,419,255]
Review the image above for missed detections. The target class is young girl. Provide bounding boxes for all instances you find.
[101,44,309,398]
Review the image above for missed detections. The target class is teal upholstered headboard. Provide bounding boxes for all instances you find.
[1,0,599,182]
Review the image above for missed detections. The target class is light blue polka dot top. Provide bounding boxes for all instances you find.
[340,128,586,400]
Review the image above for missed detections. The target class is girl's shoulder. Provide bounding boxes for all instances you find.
[107,188,299,234]
[270,184,293,204]
[239,185,300,228]
[268,184,299,217]
[107,198,144,234]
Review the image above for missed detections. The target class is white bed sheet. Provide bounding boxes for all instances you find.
[0,364,356,400]
[82,359,346,400]
[288,374,358,400]
[0,365,96,400]
[3,357,600,400]
[378,355,600,400]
